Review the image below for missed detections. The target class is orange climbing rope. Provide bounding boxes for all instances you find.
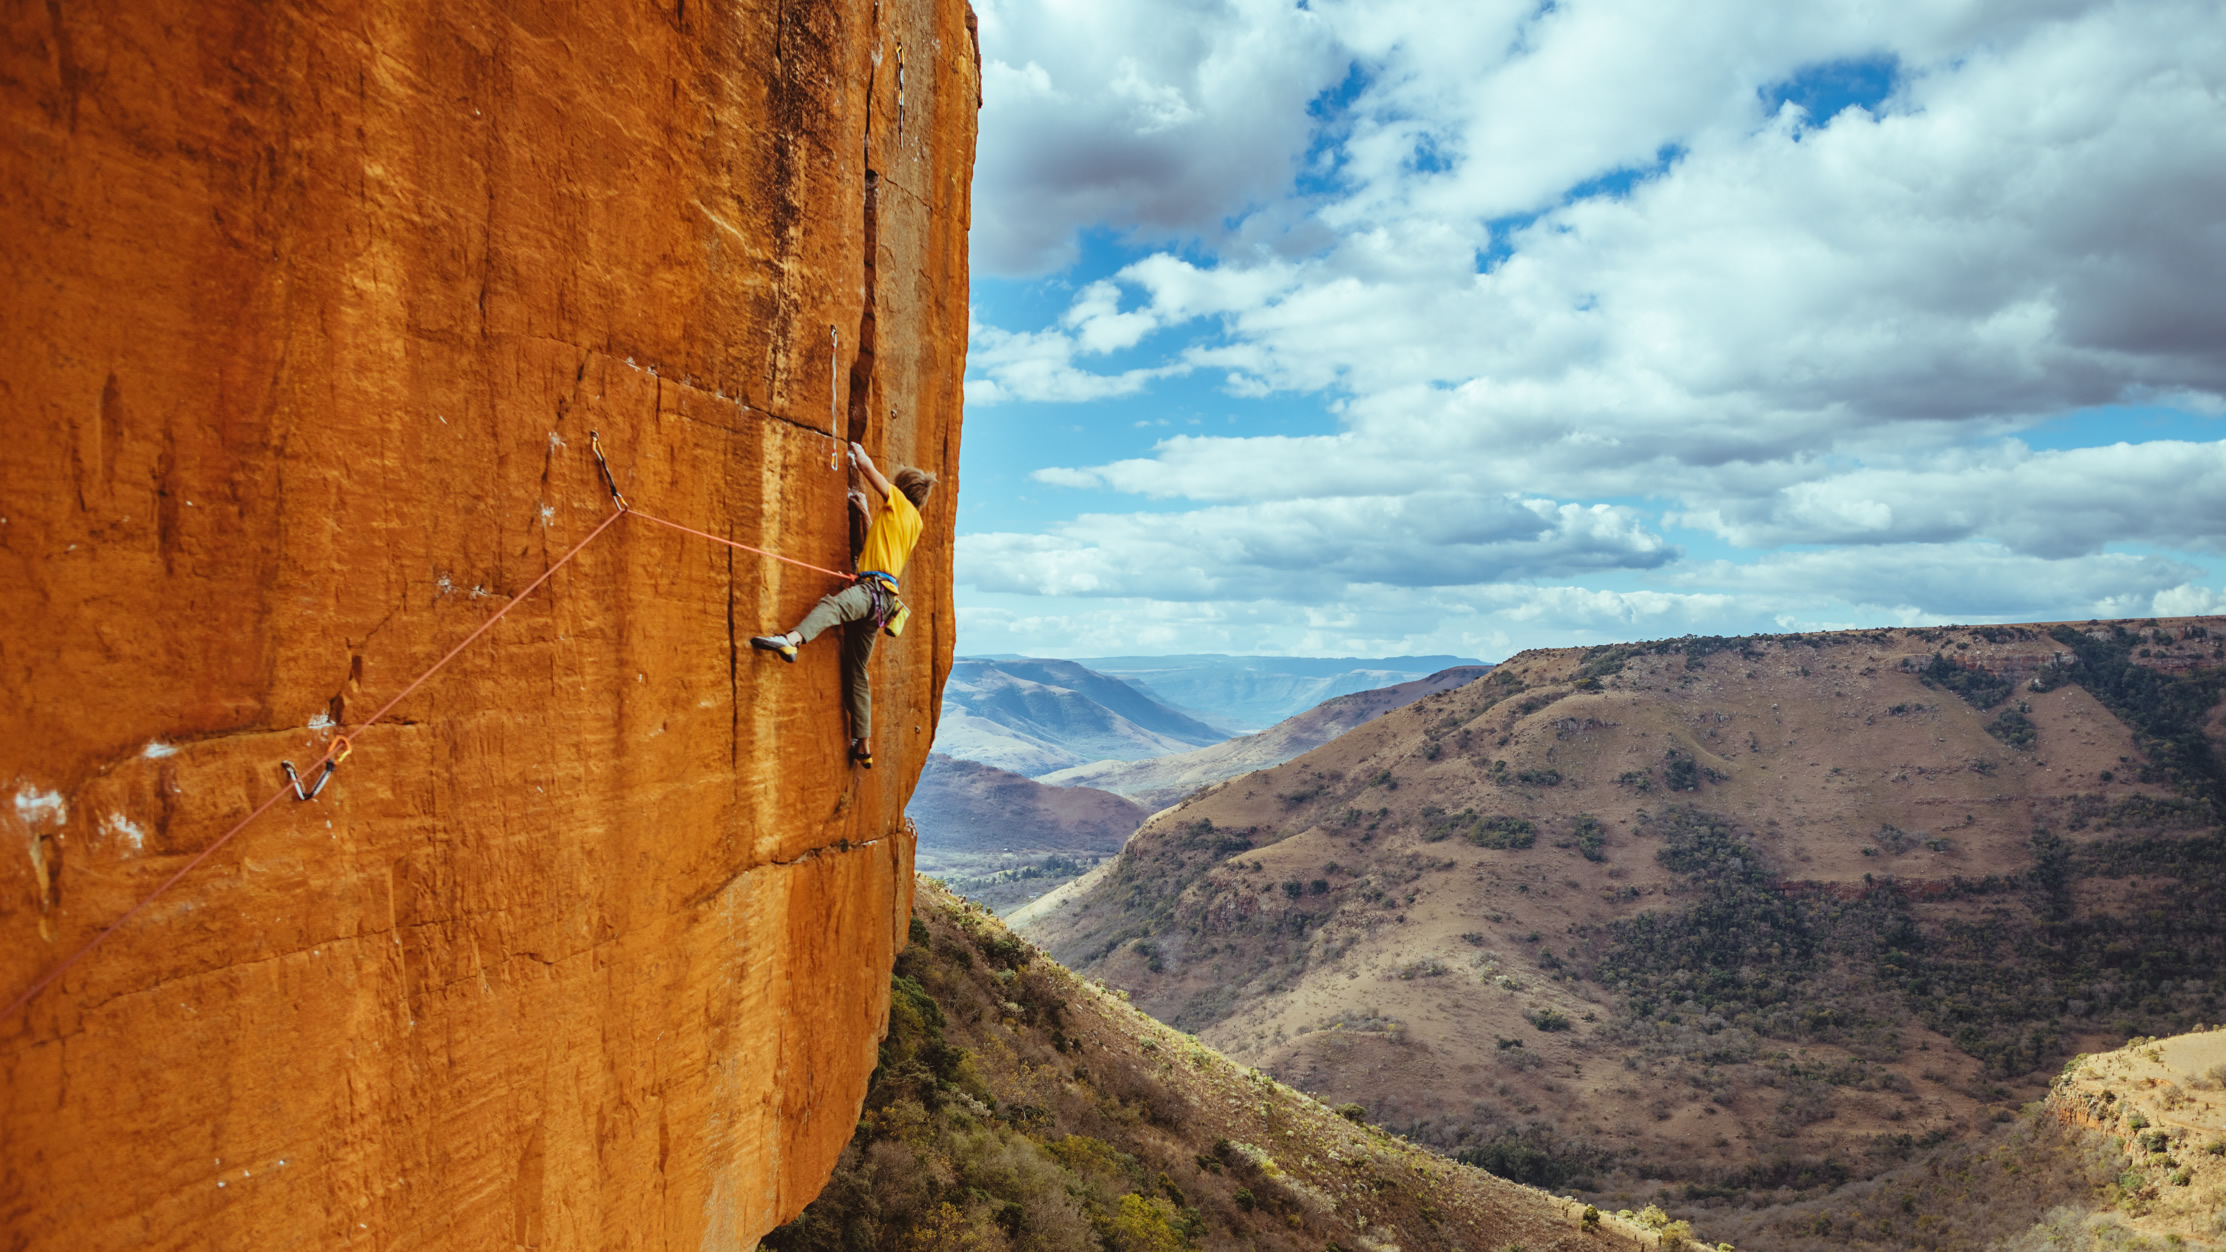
[3,433,856,1027]
[626,509,859,581]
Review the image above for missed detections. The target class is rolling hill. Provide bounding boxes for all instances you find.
[1042,666,1493,810]
[936,659,1234,776]
[908,754,1148,913]
[1018,617,2226,1207]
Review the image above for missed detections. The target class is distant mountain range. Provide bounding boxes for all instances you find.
[932,658,1230,776]
[1040,665,1491,809]
[936,654,1489,777]
[1071,654,1485,731]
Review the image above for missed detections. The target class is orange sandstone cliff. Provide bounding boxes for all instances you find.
[0,1,976,1246]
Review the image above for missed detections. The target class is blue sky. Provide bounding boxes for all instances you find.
[953,0,2226,661]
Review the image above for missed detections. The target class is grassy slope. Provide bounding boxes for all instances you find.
[1016,618,2226,1208]
[765,880,1690,1252]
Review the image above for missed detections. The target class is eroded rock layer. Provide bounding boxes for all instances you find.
[0,1,975,1245]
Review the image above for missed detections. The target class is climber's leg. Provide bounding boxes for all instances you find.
[795,582,877,643]
[751,582,874,661]
[840,616,878,761]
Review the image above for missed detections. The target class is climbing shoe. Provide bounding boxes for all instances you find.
[750,634,798,663]
[851,739,874,769]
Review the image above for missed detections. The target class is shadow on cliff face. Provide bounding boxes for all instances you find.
[765,881,1663,1252]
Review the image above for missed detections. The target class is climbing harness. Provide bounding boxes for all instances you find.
[856,570,910,638]
[281,735,351,800]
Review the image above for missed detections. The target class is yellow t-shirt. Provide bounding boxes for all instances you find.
[856,489,923,586]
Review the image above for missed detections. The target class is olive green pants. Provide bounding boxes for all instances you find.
[792,581,879,739]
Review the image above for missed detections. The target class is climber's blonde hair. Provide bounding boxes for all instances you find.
[894,467,937,509]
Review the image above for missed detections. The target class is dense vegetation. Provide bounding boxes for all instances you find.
[1587,629,2226,1089]
[1916,654,2013,709]
[1701,1111,2126,1252]
[1593,803,2226,1083]
[1594,807,1890,1058]
[2038,624,2226,807]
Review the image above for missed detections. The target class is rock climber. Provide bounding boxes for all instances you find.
[751,441,936,769]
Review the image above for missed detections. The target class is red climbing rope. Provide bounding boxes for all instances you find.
[349,508,625,734]
[626,508,860,581]
[2,436,864,1029]
[2,507,625,1026]
[1,768,306,1028]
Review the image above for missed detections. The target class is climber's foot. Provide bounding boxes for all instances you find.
[850,739,874,769]
[750,634,798,663]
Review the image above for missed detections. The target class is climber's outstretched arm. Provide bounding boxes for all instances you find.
[848,442,894,503]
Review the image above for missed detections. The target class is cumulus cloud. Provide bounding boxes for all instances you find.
[970,0,1345,275]
[958,547,2212,660]
[962,493,1674,602]
[963,302,1192,405]
[1005,1,2226,445]
[957,583,1747,660]
[960,0,2226,651]
[1676,439,2226,556]
[1668,545,2204,620]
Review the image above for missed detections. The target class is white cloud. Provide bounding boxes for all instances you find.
[960,0,2226,654]
[1676,439,2226,556]
[965,313,1189,405]
[980,0,2225,431]
[2153,585,2226,618]
[961,493,1674,602]
[970,0,1345,275]
[1669,544,2203,620]
[957,542,2211,661]
[957,584,1747,661]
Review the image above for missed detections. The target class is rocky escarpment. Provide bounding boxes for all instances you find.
[1,1,975,1247]
[2046,1028,2226,1246]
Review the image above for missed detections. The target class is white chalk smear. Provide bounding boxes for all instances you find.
[14,787,65,831]
[144,741,177,759]
[548,431,567,449]
[101,812,145,854]
[306,712,335,732]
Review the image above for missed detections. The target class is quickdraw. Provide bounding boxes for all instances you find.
[281,735,352,801]
[589,430,630,512]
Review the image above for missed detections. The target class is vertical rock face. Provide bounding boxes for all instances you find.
[0,1,975,1246]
